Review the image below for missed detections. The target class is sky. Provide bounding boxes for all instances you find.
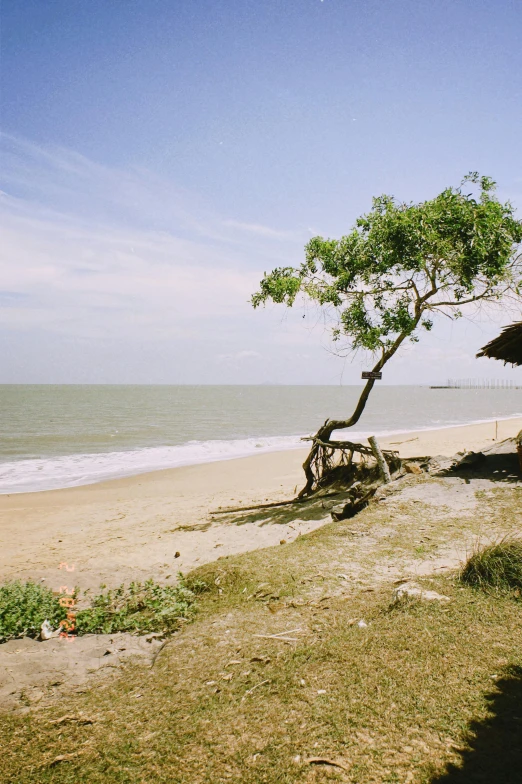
[1,0,521,385]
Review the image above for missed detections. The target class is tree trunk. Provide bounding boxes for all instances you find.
[298,323,421,497]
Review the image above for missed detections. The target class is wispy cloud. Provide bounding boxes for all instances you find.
[0,134,303,342]
[222,219,296,241]
[0,197,262,339]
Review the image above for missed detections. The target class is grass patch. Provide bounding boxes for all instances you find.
[1,479,520,783]
[2,577,522,783]
[460,538,522,596]
[0,581,67,643]
[75,577,204,635]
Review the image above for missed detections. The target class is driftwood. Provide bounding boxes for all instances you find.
[210,491,344,516]
[306,757,350,771]
[331,488,375,522]
[368,436,392,483]
[242,679,270,698]
[150,638,171,668]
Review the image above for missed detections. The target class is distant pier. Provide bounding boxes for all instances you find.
[430,378,522,389]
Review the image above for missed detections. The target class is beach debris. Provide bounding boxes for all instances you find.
[145,632,165,642]
[357,620,368,628]
[150,638,171,668]
[48,714,94,726]
[254,634,298,642]
[242,679,270,699]
[393,582,451,604]
[331,486,375,521]
[39,620,62,641]
[174,551,181,558]
[369,435,392,483]
[337,573,350,580]
[49,752,83,767]
[452,451,486,470]
[210,490,343,516]
[306,757,350,771]
[211,498,302,514]
[317,689,327,694]
[39,620,54,640]
[253,628,303,643]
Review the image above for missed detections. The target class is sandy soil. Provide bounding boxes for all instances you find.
[1,417,520,592]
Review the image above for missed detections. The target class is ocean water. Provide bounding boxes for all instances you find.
[0,385,521,493]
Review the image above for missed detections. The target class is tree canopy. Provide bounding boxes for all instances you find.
[253,174,522,362]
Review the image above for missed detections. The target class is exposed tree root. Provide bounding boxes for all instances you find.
[211,438,401,518]
[299,434,400,499]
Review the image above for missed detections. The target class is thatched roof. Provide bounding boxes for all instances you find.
[477,321,522,366]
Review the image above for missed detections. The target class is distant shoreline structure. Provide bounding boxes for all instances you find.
[430,378,522,389]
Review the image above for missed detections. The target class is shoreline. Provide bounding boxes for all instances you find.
[1,416,521,593]
[1,413,522,496]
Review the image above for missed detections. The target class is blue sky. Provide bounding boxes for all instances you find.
[1,0,521,384]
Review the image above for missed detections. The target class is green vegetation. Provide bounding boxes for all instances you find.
[75,578,202,636]
[461,538,522,595]
[253,174,522,495]
[0,581,67,643]
[0,577,204,643]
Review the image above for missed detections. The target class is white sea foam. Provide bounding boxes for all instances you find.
[0,435,308,494]
[0,414,520,494]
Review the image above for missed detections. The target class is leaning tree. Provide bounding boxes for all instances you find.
[252,174,522,497]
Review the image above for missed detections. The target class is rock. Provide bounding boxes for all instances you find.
[331,497,369,522]
[404,462,423,475]
[453,451,486,469]
[393,582,450,604]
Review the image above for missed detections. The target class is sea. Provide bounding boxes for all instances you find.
[0,385,521,494]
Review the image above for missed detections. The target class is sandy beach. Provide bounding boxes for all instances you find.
[1,416,520,592]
